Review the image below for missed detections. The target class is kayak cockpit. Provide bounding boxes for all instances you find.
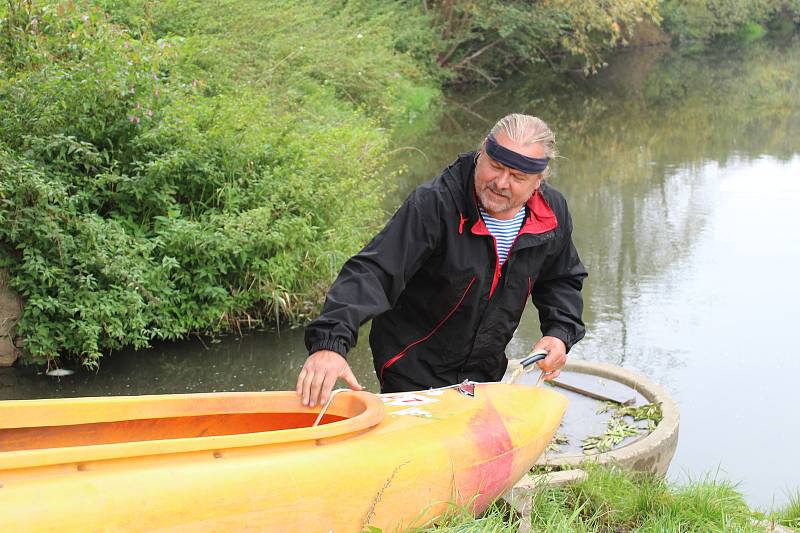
[0,391,384,469]
[0,411,349,452]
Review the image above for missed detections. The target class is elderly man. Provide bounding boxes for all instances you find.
[297,113,587,406]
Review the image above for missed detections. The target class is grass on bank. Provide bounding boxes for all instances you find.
[416,464,800,533]
[778,490,800,530]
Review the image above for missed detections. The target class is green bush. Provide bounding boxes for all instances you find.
[659,0,798,42]
[403,0,661,81]
[0,0,437,366]
[410,0,799,82]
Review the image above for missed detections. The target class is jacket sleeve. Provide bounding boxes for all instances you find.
[531,203,588,352]
[304,188,442,358]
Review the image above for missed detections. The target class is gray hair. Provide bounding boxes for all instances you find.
[483,113,558,178]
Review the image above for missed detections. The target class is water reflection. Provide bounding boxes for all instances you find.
[0,327,380,399]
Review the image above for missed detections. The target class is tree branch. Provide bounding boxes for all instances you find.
[453,38,502,70]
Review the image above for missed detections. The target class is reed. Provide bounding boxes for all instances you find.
[420,464,778,532]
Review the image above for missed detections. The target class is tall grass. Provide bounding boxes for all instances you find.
[421,464,767,532]
[776,490,800,530]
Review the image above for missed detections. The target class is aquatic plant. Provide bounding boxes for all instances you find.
[581,417,640,453]
[579,401,663,453]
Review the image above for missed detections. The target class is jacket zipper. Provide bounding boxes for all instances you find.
[380,276,476,385]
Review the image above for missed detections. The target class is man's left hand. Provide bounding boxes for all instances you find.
[533,336,567,381]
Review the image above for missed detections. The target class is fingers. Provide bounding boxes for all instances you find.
[319,371,338,406]
[300,366,315,407]
[534,336,567,375]
[542,369,561,381]
[310,369,330,408]
[296,368,307,396]
[296,350,359,408]
[341,365,362,391]
[318,362,361,405]
[536,355,561,373]
[539,351,566,373]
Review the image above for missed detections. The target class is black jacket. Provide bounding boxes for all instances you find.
[305,152,587,392]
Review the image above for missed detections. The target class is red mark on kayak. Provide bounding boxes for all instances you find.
[460,401,515,513]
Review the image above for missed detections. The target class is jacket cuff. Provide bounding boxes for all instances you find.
[542,327,575,353]
[309,338,349,359]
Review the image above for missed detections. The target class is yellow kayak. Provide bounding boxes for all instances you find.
[0,383,566,532]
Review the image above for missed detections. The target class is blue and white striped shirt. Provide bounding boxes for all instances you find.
[479,206,526,265]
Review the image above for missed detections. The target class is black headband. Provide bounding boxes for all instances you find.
[485,134,549,174]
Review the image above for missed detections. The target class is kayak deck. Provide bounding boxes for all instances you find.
[0,384,567,532]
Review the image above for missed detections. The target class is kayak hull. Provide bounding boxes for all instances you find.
[0,383,566,532]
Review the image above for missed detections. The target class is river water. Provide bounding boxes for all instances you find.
[2,38,799,508]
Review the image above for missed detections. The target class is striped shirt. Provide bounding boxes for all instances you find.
[479,206,526,265]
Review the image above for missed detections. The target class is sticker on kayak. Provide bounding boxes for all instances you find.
[382,393,440,407]
[457,380,475,397]
[392,407,432,418]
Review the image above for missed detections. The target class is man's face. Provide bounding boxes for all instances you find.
[474,132,545,220]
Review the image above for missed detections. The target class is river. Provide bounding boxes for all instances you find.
[2,37,799,509]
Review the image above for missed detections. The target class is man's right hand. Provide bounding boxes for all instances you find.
[296,350,362,408]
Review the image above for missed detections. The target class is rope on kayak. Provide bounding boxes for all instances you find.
[312,351,551,423]
[312,388,349,427]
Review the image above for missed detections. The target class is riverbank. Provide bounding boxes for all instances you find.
[420,464,800,532]
[4,30,800,508]
[1,0,437,366]
[3,1,799,367]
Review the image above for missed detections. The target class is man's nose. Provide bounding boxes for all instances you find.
[495,168,511,188]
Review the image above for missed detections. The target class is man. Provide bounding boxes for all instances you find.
[297,113,587,407]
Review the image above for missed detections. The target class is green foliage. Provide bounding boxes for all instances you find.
[416,503,518,532]
[569,466,759,531]
[735,21,768,43]
[408,0,661,81]
[418,464,764,531]
[581,402,663,452]
[0,0,438,366]
[777,490,800,529]
[659,0,799,42]
[398,0,799,83]
[98,0,438,124]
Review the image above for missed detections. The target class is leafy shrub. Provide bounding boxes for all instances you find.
[0,0,437,366]
[404,0,661,81]
[659,0,799,42]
